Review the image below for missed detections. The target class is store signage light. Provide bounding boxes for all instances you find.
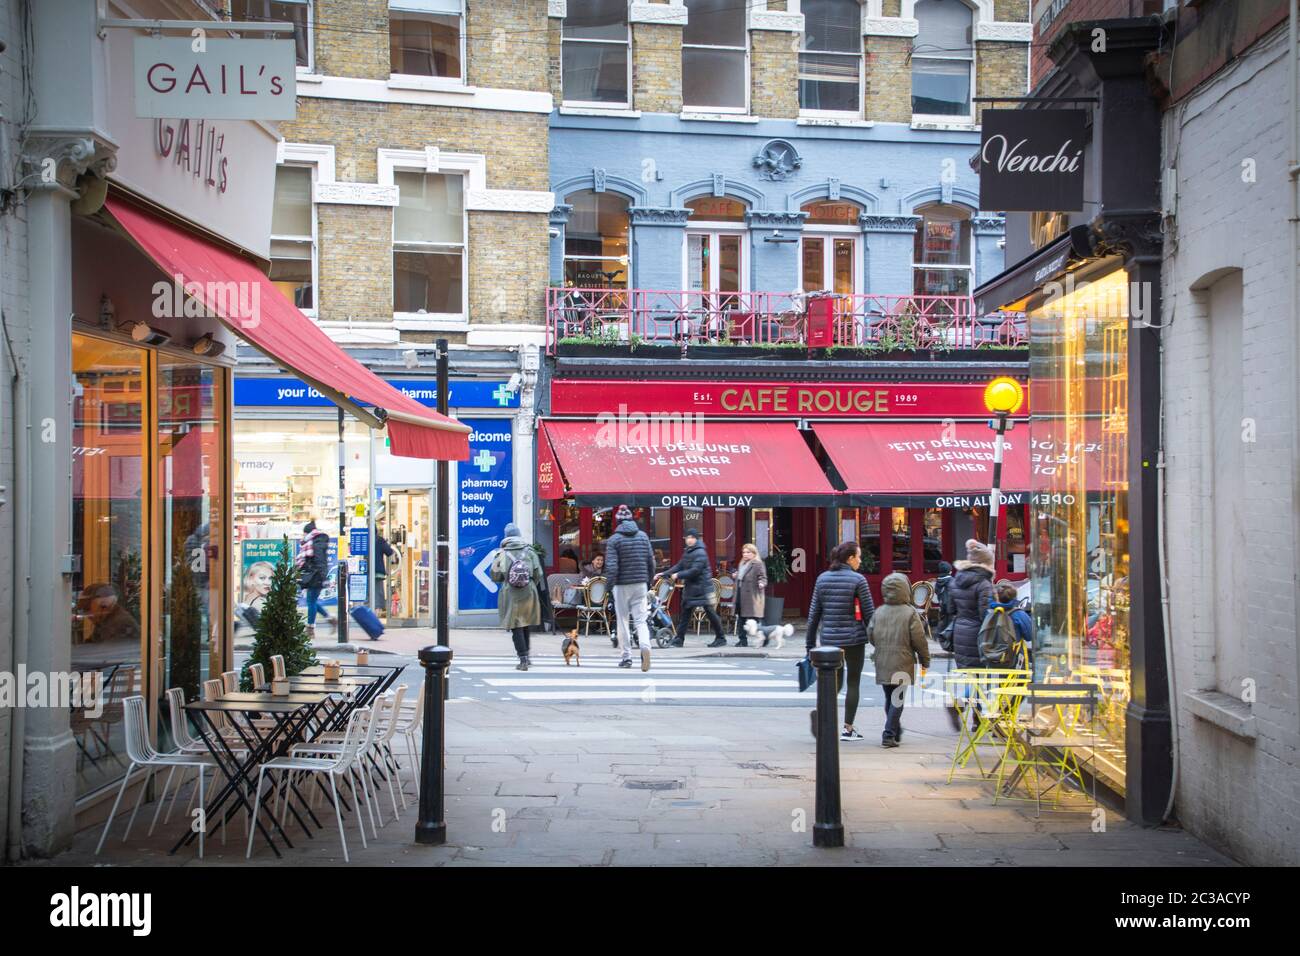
[979,109,1087,212]
[133,37,297,120]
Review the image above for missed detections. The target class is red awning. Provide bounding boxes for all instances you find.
[541,420,836,507]
[103,197,469,461]
[815,421,1110,506]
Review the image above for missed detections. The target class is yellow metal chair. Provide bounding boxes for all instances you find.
[992,682,1101,815]
[944,666,1031,783]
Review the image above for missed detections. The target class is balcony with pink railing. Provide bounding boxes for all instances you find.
[546,288,1026,355]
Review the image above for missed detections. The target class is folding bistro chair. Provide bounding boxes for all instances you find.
[943,667,1031,782]
[993,682,1101,814]
[578,576,611,636]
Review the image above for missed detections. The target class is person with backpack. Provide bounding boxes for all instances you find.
[987,580,1032,666]
[945,539,995,730]
[805,540,876,742]
[867,572,931,748]
[604,504,655,671]
[491,522,544,671]
[296,520,333,637]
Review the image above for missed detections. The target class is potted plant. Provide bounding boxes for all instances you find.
[240,537,318,690]
[762,543,791,626]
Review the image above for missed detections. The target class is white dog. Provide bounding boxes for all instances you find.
[744,618,794,649]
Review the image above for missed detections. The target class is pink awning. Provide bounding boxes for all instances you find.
[104,197,469,461]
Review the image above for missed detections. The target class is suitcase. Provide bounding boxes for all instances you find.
[349,605,385,640]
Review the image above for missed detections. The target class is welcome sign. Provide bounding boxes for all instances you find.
[979,109,1087,212]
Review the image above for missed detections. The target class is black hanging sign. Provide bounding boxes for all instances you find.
[978,109,1087,212]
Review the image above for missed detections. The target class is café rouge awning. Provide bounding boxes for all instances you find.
[104,197,469,461]
[539,420,837,507]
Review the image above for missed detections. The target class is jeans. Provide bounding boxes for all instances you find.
[675,599,725,642]
[305,587,328,625]
[881,682,906,741]
[375,575,388,614]
[834,643,867,727]
[510,626,531,658]
[612,584,651,662]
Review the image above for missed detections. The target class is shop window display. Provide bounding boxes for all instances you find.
[1028,265,1131,791]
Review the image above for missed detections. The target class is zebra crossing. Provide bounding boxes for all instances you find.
[452,655,810,705]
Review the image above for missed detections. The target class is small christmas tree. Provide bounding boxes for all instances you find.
[240,536,317,690]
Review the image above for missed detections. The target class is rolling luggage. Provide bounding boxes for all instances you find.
[350,604,385,641]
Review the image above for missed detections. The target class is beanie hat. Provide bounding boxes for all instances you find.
[615,504,633,521]
[684,528,700,539]
[965,538,995,571]
[503,523,522,538]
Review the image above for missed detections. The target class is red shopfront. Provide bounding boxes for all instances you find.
[537,379,1055,613]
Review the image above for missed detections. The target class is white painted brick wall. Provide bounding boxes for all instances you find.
[1161,24,1300,865]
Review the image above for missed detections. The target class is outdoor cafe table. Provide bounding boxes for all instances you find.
[301,663,406,702]
[176,690,339,858]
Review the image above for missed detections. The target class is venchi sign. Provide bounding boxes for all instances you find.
[979,109,1087,212]
[133,37,296,120]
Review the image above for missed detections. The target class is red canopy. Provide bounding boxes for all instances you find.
[541,420,836,506]
[815,421,1110,505]
[104,198,469,461]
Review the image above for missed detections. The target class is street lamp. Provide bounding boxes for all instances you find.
[983,376,1025,567]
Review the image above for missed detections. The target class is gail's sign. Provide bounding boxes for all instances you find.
[979,109,1087,212]
[133,37,296,120]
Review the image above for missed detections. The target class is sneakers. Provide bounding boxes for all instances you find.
[515,657,529,671]
[881,737,900,748]
[707,637,727,648]
[841,727,865,742]
[618,659,633,669]
[640,647,652,672]
[669,639,685,648]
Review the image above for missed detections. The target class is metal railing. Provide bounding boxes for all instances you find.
[545,288,1026,354]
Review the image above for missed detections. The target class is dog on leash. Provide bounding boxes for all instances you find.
[561,628,581,666]
[744,618,794,649]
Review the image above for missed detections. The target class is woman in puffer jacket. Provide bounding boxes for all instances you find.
[805,540,876,742]
[949,539,995,669]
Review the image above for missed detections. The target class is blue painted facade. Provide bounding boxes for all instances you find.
[548,112,1006,300]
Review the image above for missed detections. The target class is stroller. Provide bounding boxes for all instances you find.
[647,587,678,648]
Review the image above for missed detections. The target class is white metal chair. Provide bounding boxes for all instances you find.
[296,686,408,821]
[270,655,286,680]
[96,696,218,857]
[249,662,267,688]
[221,670,239,694]
[392,697,423,799]
[160,686,249,838]
[246,706,374,862]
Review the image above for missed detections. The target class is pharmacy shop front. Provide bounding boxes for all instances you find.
[233,376,524,626]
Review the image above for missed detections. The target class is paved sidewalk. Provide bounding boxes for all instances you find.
[43,653,1232,867]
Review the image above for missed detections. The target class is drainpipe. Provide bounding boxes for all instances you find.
[1289,0,1300,752]
[5,322,29,862]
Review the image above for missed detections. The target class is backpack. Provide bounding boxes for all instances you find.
[506,555,532,589]
[978,605,1018,667]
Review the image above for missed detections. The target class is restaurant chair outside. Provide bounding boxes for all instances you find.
[96,695,219,858]
[993,682,1102,815]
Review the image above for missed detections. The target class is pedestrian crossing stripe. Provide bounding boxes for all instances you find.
[510,690,808,700]
[482,678,790,688]
[459,666,744,676]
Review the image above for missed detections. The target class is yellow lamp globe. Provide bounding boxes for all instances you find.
[983,376,1025,415]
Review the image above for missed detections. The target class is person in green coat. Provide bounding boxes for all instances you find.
[491,523,544,670]
[867,572,931,748]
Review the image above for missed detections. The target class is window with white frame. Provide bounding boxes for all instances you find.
[390,0,464,79]
[393,171,465,315]
[563,190,630,288]
[911,0,975,118]
[562,0,631,106]
[912,202,973,296]
[799,0,863,114]
[682,0,748,112]
[270,164,315,311]
[230,0,312,70]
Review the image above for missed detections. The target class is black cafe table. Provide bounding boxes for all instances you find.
[176,690,339,858]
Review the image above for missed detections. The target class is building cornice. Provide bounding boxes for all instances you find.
[860,214,922,233]
[630,2,688,26]
[745,210,808,229]
[630,206,692,225]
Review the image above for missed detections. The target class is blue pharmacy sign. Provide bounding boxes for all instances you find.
[456,418,514,612]
[234,377,520,409]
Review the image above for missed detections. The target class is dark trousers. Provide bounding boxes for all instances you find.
[739,616,761,641]
[834,643,867,727]
[881,682,906,741]
[675,600,725,642]
[510,626,531,658]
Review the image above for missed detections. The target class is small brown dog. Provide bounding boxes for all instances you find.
[561,628,581,666]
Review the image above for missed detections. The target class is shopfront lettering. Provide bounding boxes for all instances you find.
[718,387,890,414]
[133,37,296,121]
[981,134,1082,176]
[155,119,229,193]
[658,495,754,508]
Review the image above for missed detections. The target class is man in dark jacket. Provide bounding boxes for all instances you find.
[605,504,656,670]
[668,529,726,648]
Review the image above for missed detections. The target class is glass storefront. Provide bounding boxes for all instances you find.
[70,333,229,799]
[1028,264,1131,792]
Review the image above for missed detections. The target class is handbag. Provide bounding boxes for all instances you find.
[796,656,816,693]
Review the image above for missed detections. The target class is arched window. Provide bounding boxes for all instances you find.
[683,0,749,112]
[799,0,863,115]
[912,202,973,296]
[912,0,975,119]
[562,0,631,107]
[564,190,630,288]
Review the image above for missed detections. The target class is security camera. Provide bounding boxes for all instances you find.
[402,348,419,369]
[506,372,522,392]
[548,227,560,239]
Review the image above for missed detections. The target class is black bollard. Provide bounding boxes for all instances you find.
[415,644,452,845]
[811,645,845,848]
